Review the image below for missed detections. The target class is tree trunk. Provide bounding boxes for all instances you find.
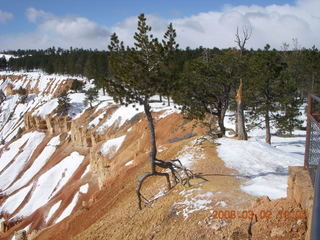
[167,96,170,106]
[217,108,226,137]
[143,102,157,173]
[236,80,247,140]
[159,95,162,102]
[265,111,271,144]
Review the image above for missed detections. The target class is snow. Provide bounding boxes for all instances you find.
[125,160,134,166]
[0,131,33,172]
[94,100,112,113]
[16,152,84,217]
[100,135,126,158]
[55,192,80,223]
[174,189,214,219]
[0,54,15,61]
[68,93,87,119]
[32,98,58,119]
[216,201,227,207]
[97,105,141,134]
[88,112,105,128]
[0,131,45,190]
[0,185,32,214]
[176,139,204,168]
[97,102,180,134]
[4,135,61,195]
[81,164,90,178]
[216,109,306,200]
[46,201,61,223]
[80,184,89,194]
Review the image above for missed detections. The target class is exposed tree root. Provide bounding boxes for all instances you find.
[136,159,207,210]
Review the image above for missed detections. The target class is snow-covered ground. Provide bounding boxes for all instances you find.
[216,114,306,199]
[100,135,126,158]
[14,152,84,218]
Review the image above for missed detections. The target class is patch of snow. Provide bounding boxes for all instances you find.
[174,189,214,219]
[125,160,134,166]
[46,201,61,223]
[216,138,304,199]
[176,139,204,168]
[81,164,90,178]
[0,54,16,61]
[157,109,176,120]
[32,98,58,119]
[0,185,32,214]
[68,93,87,119]
[97,105,141,134]
[0,131,45,190]
[88,112,105,128]
[4,135,60,195]
[15,152,84,217]
[216,201,227,207]
[94,99,112,113]
[55,192,80,223]
[151,189,166,201]
[100,135,126,158]
[80,184,89,194]
[97,102,180,134]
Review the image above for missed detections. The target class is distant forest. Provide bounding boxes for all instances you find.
[1,46,319,98]
[1,44,320,140]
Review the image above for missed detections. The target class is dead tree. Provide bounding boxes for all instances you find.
[235,26,252,56]
[235,79,247,140]
[234,26,251,140]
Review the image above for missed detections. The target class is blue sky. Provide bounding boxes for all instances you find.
[0,0,319,50]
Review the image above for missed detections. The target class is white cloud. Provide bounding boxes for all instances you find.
[0,9,13,24]
[0,0,319,50]
[26,8,53,23]
[0,8,110,50]
[112,0,320,49]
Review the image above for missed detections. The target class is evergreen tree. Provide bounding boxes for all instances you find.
[246,44,302,143]
[0,56,7,71]
[84,87,99,108]
[70,79,84,93]
[108,14,195,209]
[17,87,27,104]
[159,23,179,105]
[173,49,240,137]
[56,90,71,116]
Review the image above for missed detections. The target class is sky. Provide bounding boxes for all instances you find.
[0,0,319,50]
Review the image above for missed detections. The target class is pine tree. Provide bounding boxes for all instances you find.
[108,13,196,209]
[246,44,302,143]
[173,49,239,137]
[84,88,99,109]
[160,23,179,105]
[56,90,71,116]
[17,87,27,104]
[70,79,84,93]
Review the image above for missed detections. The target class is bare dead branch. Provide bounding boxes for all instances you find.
[235,26,252,54]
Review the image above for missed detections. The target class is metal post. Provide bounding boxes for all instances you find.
[311,163,320,240]
[305,95,312,169]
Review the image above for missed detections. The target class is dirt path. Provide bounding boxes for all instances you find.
[70,138,255,240]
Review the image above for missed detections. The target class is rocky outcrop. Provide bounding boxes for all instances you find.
[287,166,314,240]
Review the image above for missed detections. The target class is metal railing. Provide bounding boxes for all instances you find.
[304,94,320,240]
